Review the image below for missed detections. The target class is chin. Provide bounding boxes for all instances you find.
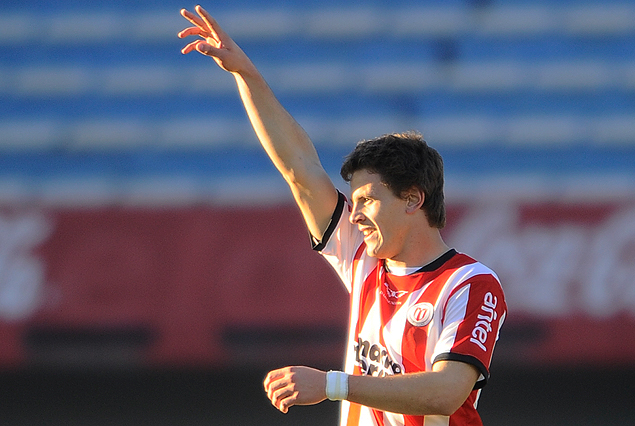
[365,246,378,258]
[365,245,388,260]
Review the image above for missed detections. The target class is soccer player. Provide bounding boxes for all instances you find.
[179,5,507,425]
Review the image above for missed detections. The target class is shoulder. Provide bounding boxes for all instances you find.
[449,253,501,285]
[443,253,506,306]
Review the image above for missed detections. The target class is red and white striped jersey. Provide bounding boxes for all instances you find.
[313,193,507,426]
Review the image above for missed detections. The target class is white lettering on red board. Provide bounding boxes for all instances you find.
[447,202,635,317]
[0,212,51,321]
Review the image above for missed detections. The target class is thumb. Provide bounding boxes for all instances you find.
[195,41,227,60]
[195,41,213,55]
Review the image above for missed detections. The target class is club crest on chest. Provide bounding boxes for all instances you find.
[407,302,434,327]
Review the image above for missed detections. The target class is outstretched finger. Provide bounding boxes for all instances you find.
[181,39,205,54]
[195,5,226,43]
[177,26,204,39]
[180,8,208,31]
[196,41,226,57]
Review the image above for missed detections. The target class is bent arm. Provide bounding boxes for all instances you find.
[264,360,479,416]
[179,6,338,239]
[346,360,480,416]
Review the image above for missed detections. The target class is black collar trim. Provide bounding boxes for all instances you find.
[414,248,457,273]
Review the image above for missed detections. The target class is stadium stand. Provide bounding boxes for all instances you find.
[0,0,633,204]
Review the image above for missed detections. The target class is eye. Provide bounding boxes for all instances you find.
[352,193,374,206]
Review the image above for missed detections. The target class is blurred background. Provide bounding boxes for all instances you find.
[1,0,634,424]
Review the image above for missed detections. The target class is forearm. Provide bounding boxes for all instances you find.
[232,69,324,187]
[232,69,337,237]
[344,361,479,417]
[346,372,456,416]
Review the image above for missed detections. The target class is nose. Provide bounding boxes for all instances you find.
[349,204,364,225]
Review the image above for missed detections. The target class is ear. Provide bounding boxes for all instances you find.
[404,187,425,214]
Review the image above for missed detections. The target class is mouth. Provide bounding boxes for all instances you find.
[360,227,376,239]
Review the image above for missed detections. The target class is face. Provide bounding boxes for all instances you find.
[349,169,409,260]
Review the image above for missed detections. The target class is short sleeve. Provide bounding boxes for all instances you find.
[433,275,507,389]
[312,191,365,294]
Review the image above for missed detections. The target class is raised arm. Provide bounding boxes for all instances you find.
[178,5,339,239]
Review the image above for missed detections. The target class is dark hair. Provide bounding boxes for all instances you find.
[340,131,446,228]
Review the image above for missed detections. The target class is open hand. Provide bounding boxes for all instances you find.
[178,5,252,74]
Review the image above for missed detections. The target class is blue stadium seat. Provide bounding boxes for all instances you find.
[0,0,633,200]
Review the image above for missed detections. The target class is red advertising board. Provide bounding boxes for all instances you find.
[0,195,634,369]
[443,196,635,366]
[0,205,348,369]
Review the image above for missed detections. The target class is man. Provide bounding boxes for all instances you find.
[179,5,506,425]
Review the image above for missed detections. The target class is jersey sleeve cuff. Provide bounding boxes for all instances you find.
[433,352,490,390]
[311,191,346,251]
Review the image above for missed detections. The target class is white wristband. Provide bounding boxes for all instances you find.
[325,370,349,401]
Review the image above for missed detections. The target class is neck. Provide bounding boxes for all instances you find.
[385,230,450,270]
